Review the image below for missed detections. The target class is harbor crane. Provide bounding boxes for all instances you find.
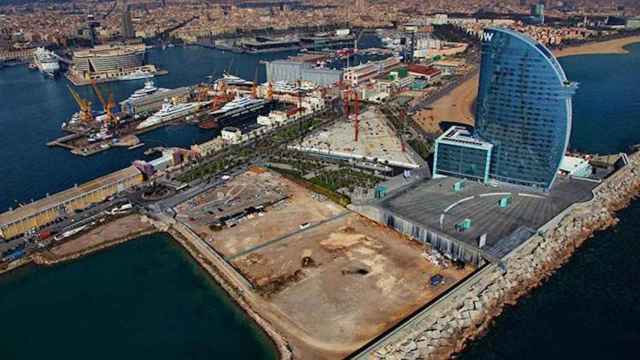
[251,67,258,99]
[266,82,273,102]
[91,80,117,128]
[67,85,94,124]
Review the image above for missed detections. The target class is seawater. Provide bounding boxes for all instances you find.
[459,43,640,359]
[0,234,278,359]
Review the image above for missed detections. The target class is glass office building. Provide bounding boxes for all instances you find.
[475,28,577,190]
[433,126,493,183]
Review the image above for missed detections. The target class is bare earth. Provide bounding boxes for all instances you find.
[182,170,473,359]
[234,214,472,359]
[177,171,345,258]
[414,35,640,135]
[50,214,154,257]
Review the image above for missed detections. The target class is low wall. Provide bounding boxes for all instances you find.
[354,151,640,359]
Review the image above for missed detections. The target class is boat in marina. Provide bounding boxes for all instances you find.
[125,80,168,102]
[119,68,155,81]
[210,96,267,119]
[33,47,60,77]
[136,100,207,129]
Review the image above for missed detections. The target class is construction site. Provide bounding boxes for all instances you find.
[174,167,473,359]
[289,107,424,171]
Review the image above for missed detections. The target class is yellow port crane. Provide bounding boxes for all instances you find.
[251,67,258,99]
[91,80,117,128]
[267,82,273,102]
[67,84,93,123]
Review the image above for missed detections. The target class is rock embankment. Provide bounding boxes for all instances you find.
[370,152,640,360]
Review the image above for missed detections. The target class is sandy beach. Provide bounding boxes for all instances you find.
[416,35,640,133]
[553,35,640,58]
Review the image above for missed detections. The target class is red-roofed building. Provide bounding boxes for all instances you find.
[407,64,442,82]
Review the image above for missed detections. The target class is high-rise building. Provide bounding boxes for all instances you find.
[121,1,135,39]
[433,28,577,191]
[531,3,545,24]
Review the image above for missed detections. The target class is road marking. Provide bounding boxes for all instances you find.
[227,211,350,261]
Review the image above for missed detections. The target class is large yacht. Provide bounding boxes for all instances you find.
[125,80,168,102]
[33,47,60,77]
[210,96,267,119]
[119,68,155,81]
[136,100,206,129]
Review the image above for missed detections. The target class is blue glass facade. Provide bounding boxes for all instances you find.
[475,28,577,190]
[433,126,493,183]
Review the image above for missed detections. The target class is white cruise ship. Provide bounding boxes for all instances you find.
[33,47,60,77]
[137,100,206,129]
[210,96,266,119]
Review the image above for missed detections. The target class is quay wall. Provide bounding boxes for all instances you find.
[353,151,640,360]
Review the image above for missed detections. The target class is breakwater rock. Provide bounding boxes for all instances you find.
[366,152,640,360]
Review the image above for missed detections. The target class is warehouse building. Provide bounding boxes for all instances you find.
[0,166,144,240]
[265,60,342,86]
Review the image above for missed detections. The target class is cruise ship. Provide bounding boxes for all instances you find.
[136,100,206,129]
[33,47,60,77]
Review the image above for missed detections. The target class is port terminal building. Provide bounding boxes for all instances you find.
[67,44,157,84]
[0,166,143,240]
[265,60,343,87]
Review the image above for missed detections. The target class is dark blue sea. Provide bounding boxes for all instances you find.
[0,39,638,359]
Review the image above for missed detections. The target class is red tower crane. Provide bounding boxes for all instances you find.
[353,91,360,142]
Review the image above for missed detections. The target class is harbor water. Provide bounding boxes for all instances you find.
[0,233,278,360]
[0,40,638,359]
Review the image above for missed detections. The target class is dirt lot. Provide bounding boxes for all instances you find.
[231,213,474,359]
[180,170,345,259]
[50,214,154,257]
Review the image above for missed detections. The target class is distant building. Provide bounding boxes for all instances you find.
[531,3,545,24]
[121,2,135,39]
[342,57,401,86]
[626,17,640,30]
[433,28,578,191]
[68,44,149,83]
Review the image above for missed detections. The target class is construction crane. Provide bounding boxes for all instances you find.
[251,67,258,99]
[67,85,93,124]
[399,108,407,152]
[91,80,117,128]
[266,82,273,102]
[352,91,360,142]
